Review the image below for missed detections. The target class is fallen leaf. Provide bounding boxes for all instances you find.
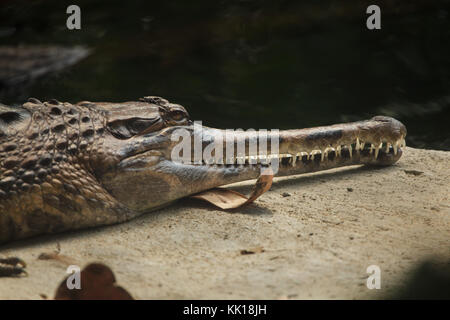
[54,263,133,300]
[404,169,423,176]
[240,246,265,255]
[38,251,76,265]
[191,168,273,209]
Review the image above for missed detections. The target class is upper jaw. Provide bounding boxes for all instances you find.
[113,116,407,170]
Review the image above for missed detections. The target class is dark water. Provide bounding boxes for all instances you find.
[1,0,450,149]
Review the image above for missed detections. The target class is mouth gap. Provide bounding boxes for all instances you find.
[171,137,405,167]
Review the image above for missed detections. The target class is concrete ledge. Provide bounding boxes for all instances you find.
[0,147,449,299]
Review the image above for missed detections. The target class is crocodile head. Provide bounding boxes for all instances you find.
[97,98,407,214]
[0,96,406,242]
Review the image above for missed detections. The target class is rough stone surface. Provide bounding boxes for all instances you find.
[0,147,449,299]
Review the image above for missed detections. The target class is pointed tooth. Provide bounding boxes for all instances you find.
[374,145,380,159]
[385,142,390,153]
[356,138,360,150]
[336,145,341,157]
[393,143,398,155]
[348,145,352,158]
[292,155,296,166]
[321,151,325,162]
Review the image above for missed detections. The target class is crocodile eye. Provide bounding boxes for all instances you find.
[108,117,163,139]
[129,119,155,134]
[170,110,185,121]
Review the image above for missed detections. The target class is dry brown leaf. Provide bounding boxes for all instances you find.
[191,169,273,210]
[38,251,76,265]
[240,246,265,255]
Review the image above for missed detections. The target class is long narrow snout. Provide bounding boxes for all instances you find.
[103,115,406,212]
[183,116,407,176]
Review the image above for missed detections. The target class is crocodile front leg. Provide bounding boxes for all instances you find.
[0,165,137,243]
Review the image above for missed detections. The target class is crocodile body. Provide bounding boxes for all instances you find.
[0,97,407,244]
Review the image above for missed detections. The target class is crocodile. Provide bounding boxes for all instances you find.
[0,96,407,246]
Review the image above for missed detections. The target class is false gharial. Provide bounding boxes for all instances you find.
[0,96,407,245]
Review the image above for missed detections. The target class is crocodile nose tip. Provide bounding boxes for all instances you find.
[372,115,407,136]
[371,115,396,122]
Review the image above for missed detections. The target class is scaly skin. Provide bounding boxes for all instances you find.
[0,96,407,244]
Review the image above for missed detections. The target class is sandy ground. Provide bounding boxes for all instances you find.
[0,147,449,299]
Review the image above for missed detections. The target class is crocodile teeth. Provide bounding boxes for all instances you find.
[385,142,390,153]
[355,138,361,151]
[336,145,341,157]
[292,155,297,166]
[348,145,352,158]
[374,143,382,159]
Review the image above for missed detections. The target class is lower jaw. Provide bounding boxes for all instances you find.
[167,147,403,177]
[274,147,403,177]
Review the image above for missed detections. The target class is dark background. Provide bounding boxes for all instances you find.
[1,0,449,150]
